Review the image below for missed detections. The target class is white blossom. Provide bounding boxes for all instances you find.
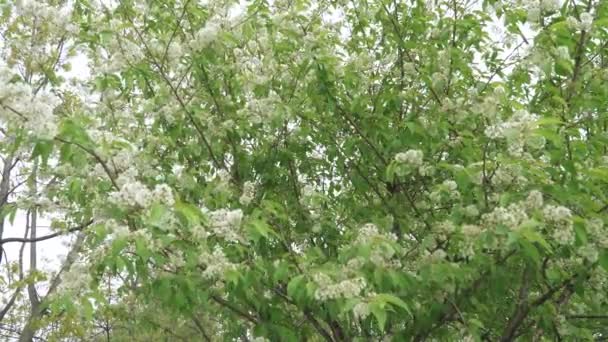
[110,181,153,208]
[59,262,92,294]
[543,205,572,223]
[525,190,544,210]
[199,246,238,279]
[190,21,221,51]
[313,275,366,301]
[553,225,575,245]
[541,0,560,12]
[461,224,481,237]
[579,245,598,263]
[352,302,371,320]
[463,204,479,217]
[239,181,255,206]
[208,208,244,243]
[394,149,424,166]
[153,184,175,206]
[580,12,593,31]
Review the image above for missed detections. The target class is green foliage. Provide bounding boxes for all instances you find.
[2,0,608,340]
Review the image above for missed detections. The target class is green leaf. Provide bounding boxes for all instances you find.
[370,301,387,330]
[59,119,93,147]
[287,275,306,300]
[147,203,171,229]
[247,218,278,243]
[31,139,54,164]
[174,201,203,227]
[519,221,552,253]
[600,250,608,272]
[375,294,411,314]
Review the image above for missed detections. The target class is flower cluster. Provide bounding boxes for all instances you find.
[586,218,608,248]
[239,181,255,206]
[59,262,92,294]
[199,246,238,280]
[482,202,528,231]
[190,21,221,51]
[0,66,59,139]
[567,13,594,32]
[109,181,175,208]
[429,180,461,204]
[313,273,367,301]
[106,219,131,239]
[207,208,245,243]
[484,110,540,153]
[394,149,424,166]
[543,205,575,245]
[354,223,397,245]
[352,301,371,320]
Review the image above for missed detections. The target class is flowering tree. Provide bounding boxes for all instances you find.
[1,0,608,340]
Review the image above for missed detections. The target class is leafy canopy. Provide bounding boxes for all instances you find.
[1,0,608,340]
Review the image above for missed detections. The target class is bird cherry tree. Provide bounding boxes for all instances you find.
[1,0,608,341]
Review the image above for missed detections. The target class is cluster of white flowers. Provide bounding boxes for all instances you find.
[567,12,594,32]
[313,273,366,301]
[354,223,397,245]
[429,180,461,203]
[436,220,456,235]
[59,262,92,294]
[586,218,608,248]
[543,205,572,223]
[462,204,479,217]
[167,251,186,270]
[110,181,175,208]
[461,224,482,237]
[484,109,539,153]
[527,4,541,23]
[300,184,315,201]
[394,149,424,166]
[110,180,152,207]
[527,0,560,23]
[239,181,255,206]
[133,229,163,252]
[472,94,500,120]
[428,248,447,261]
[111,149,136,172]
[190,20,221,51]
[16,0,77,33]
[208,208,244,243]
[97,37,145,74]
[418,164,435,176]
[483,203,528,231]
[525,190,544,210]
[234,49,270,89]
[352,301,371,320]
[355,223,379,244]
[0,66,59,139]
[540,0,560,12]
[199,246,238,279]
[154,184,175,205]
[106,219,131,239]
[492,164,529,187]
[238,91,284,124]
[578,244,599,263]
[543,205,574,245]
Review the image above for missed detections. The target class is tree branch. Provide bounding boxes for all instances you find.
[0,219,93,245]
